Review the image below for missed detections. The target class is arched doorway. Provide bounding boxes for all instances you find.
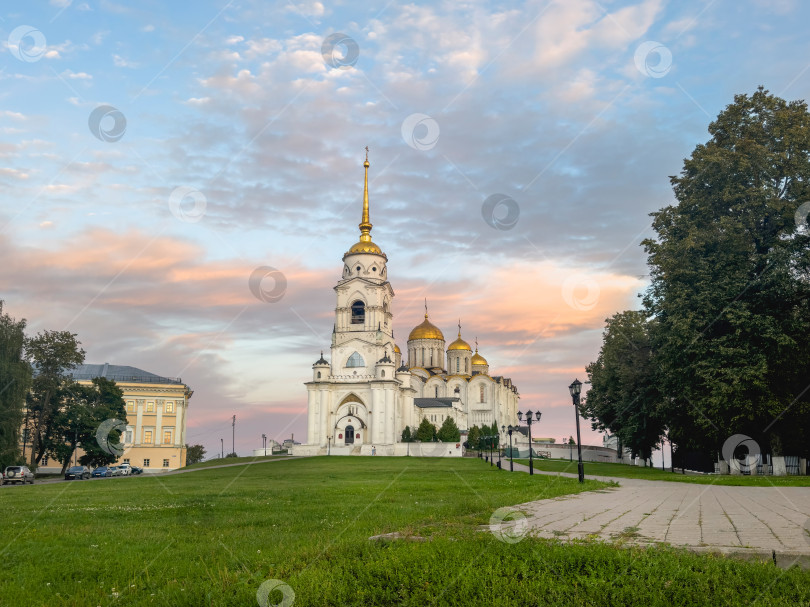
[345,425,355,445]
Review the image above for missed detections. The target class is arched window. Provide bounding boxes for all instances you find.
[465,358,469,373]
[430,349,433,367]
[381,370,385,378]
[351,301,365,324]
[421,348,425,366]
[317,371,321,379]
[434,386,438,397]
[480,385,485,402]
[456,358,459,373]
[346,352,365,368]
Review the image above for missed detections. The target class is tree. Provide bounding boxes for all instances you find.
[77,378,127,469]
[415,417,436,442]
[400,426,412,443]
[185,444,206,465]
[642,87,810,457]
[437,417,461,442]
[466,425,481,449]
[24,330,85,466]
[0,302,33,470]
[583,310,664,461]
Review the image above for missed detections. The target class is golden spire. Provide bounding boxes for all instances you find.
[359,146,372,243]
[424,298,429,319]
[458,319,462,338]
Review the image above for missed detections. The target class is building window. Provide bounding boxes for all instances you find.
[351,300,365,324]
[163,429,173,444]
[465,359,469,373]
[346,352,365,368]
[381,370,385,378]
[126,401,135,413]
[146,401,154,413]
[480,385,485,403]
[163,459,170,467]
[42,455,49,465]
[165,401,174,413]
[125,430,133,444]
[435,386,438,398]
[317,371,321,378]
[143,430,153,444]
[123,458,130,464]
[421,348,425,366]
[456,358,459,373]
[143,459,150,467]
[430,349,433,367]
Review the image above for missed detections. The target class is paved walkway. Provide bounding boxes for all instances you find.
[506,462,810,567]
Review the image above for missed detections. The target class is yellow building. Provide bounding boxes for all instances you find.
[30,363,193,473]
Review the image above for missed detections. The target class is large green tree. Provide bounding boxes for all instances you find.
[642,87,810,456]
[583,310,664,461]
[437,416,461,442]
[0,302,33,470]
[415,417,436,442]
[466,424,481,449]
[24,330,85,466]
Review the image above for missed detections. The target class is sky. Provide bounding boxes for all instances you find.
[2,0,809,459]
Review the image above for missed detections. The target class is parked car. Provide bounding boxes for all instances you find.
[2,465,34,485]
[108,465,124,477]
[92,466,112,478]
[65,465,91,480]
[130,466,143,475]
[117,463,132,476]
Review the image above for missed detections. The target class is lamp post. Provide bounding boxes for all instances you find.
[262,433,267,456]
[569,379,585,483]
[327,435,331,456]
[517,410,542,475]
[503,425,515,472]
[220,438,224,459]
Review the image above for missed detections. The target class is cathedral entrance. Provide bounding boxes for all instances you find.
[345,425,355,445]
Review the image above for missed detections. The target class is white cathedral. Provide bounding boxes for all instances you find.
[292,155,520,456]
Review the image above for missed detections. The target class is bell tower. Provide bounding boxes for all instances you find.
[331,151,396,374]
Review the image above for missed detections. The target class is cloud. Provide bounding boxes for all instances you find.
[113,54,138,68]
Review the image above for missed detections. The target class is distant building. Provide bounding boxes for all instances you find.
[56,363,193,472]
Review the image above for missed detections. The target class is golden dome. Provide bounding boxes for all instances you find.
[447,320,471,351]
[394,344,401,354]
[471,351,488,365]
[408,315,445,341]
[346,240,384,256]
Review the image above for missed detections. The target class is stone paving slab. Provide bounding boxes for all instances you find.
[506,462,810,566]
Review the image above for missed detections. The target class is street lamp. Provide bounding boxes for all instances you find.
[569,378,585,483]
[262,433,267,456]
[327,435,332,456]
[517,409,542,475]
[503,425,516,472]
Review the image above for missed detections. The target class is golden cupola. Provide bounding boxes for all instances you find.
[447,321,471,351]
[471,337,488,366]
[408,312,445,341]
[345,150,386,259]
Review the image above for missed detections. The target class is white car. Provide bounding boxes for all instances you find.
[117,463,132,476]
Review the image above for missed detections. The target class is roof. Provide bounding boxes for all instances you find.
[69,363,183,385]
[414,397,460,409]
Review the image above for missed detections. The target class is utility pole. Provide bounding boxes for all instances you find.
[232,415,236,457]
[221,438,224,459]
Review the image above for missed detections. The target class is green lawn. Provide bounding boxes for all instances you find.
[1,457,808,606]
[181,455,285,470]
[512,457,810,486]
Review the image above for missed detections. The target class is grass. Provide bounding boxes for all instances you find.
[1,457,808,606]
[181,455,285,470]
[513,457,810,486]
